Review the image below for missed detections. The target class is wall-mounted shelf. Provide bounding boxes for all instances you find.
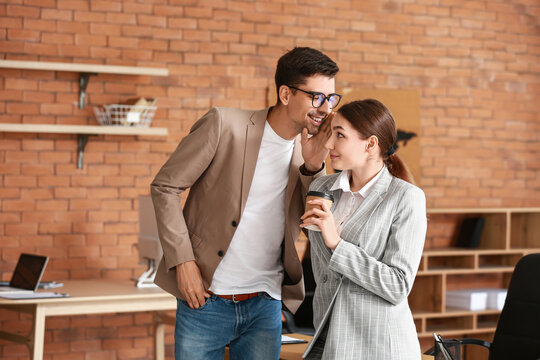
[0,60,169,76]
[0,60,169,108]
[0,123,168,169]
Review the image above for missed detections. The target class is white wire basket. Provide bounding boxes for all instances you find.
[93,104,157,127]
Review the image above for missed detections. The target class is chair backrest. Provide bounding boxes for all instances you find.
[490,253,540,360]
[289,249,316,332]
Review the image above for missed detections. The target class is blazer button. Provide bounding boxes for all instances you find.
[231,220,238,227]
[217,250,224,257]
[322,274,328,283]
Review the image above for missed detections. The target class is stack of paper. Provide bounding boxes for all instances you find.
[446,289,488,311]
[281,335,307,344]
[0,292,69,300]
[485,288,507,310]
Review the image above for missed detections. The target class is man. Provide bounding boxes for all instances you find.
[151,47,340,360]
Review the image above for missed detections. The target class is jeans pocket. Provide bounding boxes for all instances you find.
[258,292,275,301]
[178,295,215,310]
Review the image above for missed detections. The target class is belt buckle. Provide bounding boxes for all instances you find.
[232,294,239,303]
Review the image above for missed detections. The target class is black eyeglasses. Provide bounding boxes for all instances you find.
[288,85,342,109]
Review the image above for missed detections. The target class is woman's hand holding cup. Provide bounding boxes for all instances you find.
[301,191,341,250]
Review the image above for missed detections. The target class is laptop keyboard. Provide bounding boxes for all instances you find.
[0,286,33,294]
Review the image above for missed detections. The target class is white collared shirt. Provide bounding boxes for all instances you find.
[330,167,385,234]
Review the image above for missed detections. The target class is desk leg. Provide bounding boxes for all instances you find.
[30,306,45,360]
[155,321,165,360]
[154,312,175,360]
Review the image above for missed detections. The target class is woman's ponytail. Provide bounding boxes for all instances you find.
[384,153,415,185]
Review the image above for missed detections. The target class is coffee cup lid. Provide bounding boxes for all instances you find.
[306,191,334,202]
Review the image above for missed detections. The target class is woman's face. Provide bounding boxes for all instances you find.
[325,113,371,171]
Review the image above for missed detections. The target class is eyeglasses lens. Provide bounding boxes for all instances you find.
[313,94,340,109]
[328,95,340,108]
[312,94,325,108]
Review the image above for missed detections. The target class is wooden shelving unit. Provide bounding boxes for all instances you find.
[0,60,168,108]
[0,123,168,169]
[410,208,540,358]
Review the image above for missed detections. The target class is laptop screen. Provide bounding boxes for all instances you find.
[9,253,49,291]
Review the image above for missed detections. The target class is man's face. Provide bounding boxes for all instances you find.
[286,75,336,135]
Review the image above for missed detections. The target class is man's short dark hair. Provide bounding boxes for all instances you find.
[275,47,339,104]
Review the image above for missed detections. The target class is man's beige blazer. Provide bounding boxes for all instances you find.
[150,107,321,313]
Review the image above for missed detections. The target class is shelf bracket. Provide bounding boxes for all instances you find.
[78,72,97,109]
[77,134,96,169]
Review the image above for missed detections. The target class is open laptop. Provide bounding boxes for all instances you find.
[0,253,49,295]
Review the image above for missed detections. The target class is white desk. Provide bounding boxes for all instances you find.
[0,280,176,360]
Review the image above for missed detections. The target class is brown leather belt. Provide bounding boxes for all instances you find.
[209,291,260,302]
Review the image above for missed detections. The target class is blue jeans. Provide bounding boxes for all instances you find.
[174,293,282,360]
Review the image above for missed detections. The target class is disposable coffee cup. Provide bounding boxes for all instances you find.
[304,191,334,232]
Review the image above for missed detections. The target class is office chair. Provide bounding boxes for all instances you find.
[282,247,316,336]
[427,253,540,360]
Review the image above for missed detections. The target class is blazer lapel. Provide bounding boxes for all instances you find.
[240,108,269,215]
[340,167,393,239]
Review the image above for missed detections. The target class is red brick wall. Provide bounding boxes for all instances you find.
[1,1,539,359]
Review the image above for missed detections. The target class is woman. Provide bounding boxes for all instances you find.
[300,99,427,360]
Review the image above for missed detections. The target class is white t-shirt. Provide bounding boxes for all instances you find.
[209,121,295,300]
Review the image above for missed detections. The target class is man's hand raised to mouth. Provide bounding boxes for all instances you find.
[301,111,334,172]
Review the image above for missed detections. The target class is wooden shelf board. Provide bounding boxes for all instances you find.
[428,208,508,214]
[510,248,540,253]
[422,248,525,256]
[506,208,540,213]
[0,123,167,136]
[0,59,168,76]
[425,266,475,272]
[477,265,516,271]
[417,267,514,276]
[418,327,496,337]
[444,308,501,315]
[427,207,540,214]
[413,309,500,319]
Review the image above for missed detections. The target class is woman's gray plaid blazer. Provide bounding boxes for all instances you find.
[303,167,427,360]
